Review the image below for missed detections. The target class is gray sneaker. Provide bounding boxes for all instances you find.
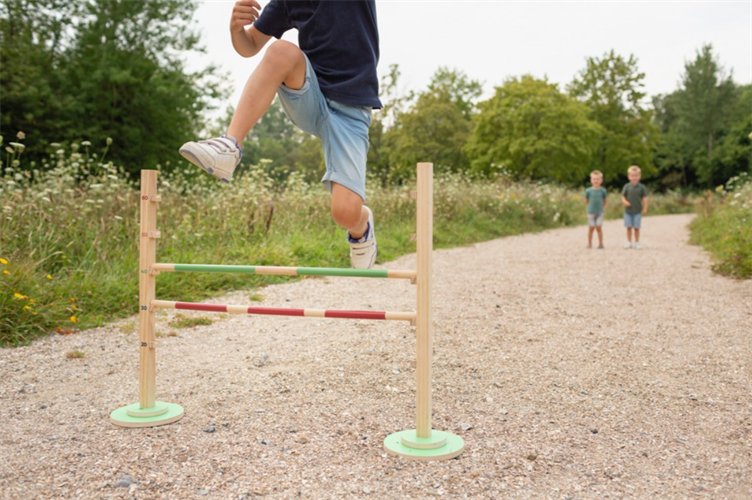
[624,242,633,249]
[179,135,242,183]
[348,206,377,269]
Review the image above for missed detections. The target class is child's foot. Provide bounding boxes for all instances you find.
[348,206,377,269]
[634,242,641,249]
[587,245,593,249]
[624,242,632,249]
[179,135,242,183]
[598,245,605,249]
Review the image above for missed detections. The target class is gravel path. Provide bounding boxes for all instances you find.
[1,214,750,500]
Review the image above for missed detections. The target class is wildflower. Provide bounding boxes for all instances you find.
[46,274,52,280]
[29,299,34,304]
[16,131,25,139]
[9,142,25,152]
[49,142,61,148]
[89,184,103,189]
[106,137,113,145]
[81,141,92,147]
[70,298,76,302]
[0,135,3,145]
[72,305,77,311]
[70,316,79,323]
[23,305,30,311]
[5,147,13,154]
[32,312,38,315]
[0,258,7,264]
[2,270,8,275]
[113,215,123,220]
[42,197,51,203]
[56,149,65,155]
[14,293,25,299]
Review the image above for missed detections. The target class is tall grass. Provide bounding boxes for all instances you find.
[690,174,752,279]
[1,135,693,345]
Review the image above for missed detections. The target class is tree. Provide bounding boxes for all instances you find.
[465,75,601,183]
[1,0,224,175]
[384,67,481,180]
[0,0,80,156]
[568,50,658,183]
[653,45,745,187]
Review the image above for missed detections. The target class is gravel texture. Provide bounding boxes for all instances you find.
[1,214,750,499]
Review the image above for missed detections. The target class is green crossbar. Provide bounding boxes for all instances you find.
[168,263,392,278]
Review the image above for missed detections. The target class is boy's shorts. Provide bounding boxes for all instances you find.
[587,213,604,227]
[276,53,372,201]
[624,212,642,229]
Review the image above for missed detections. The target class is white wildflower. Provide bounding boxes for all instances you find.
[81,141,92,147]
[89,184,104,189]
[56,149,65,155]
[16,131,25,139]
[9,142,25,152]
[42,197,51,203]
[85,199,95,204]
[113,215,123,220]
[49,142,61,148]
[106,137,113,145]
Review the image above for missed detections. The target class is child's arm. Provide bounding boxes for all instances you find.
[642,196,648,215]
[230,1,272,58]
[621,195,630,207]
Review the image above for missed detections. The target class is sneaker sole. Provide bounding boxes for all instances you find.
[179,149,232,183]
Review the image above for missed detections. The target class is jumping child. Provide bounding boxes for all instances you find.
[179,0,381,268]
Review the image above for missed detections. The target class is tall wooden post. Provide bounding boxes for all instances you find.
[110,170,184,427]
[383,163,465,460]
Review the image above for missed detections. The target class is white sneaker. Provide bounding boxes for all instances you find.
[179,135,242,183]
[624,242,633,249]
[634,242,641,249]
[348,206,377,269]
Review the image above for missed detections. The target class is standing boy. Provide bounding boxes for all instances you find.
[621,165,648,249]
[585,170,607,249]
[179,0,381,269]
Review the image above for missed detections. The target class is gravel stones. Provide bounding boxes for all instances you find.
[1,215,750,499]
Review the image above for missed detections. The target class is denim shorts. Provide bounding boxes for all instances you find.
[276,54,372,201]
[587,213,604,227]
[624,212,642,229]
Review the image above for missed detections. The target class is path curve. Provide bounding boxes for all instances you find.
[1,214,750,499]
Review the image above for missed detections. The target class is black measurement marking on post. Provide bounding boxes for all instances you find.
[141,306,147,311]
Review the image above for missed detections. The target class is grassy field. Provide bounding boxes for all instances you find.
[1,141,694,345]
[689,174,752,279]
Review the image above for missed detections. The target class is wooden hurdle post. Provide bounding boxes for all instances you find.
[109,170,184,427]
[382,163,465,460]
[109,163,465,461]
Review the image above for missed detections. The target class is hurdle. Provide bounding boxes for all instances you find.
[109,162,465,461]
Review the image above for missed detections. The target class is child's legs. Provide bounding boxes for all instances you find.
[587,226,594,246]
[626,227,633,241]
[595,226,603,245]
[331,184,369,237]
[634,228,640,242]
[227,41,307,146]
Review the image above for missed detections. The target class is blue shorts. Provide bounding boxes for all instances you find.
[276,54,372,201]
[624,212,642,229]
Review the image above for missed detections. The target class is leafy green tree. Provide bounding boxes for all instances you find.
[465,76,601,183]
[568,50,658,183]
[62,0,224,174]
[384,67,481,180]
[653,45,746,187]
[0,0,79,156]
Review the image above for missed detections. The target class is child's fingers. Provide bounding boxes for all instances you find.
[235,0,261,8]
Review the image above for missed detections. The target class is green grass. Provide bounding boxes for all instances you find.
[689,176,752,279]
[0,141,695,345]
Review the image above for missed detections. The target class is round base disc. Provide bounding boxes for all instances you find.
[110,402,184,428]
[384,429,465,461]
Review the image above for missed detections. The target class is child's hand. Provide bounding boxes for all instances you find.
[623,201,631,207]
[231,0,261,32]
[642,208,647,215]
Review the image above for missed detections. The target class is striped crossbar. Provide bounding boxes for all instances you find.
[152,300,416,322]
[152,263,416,280]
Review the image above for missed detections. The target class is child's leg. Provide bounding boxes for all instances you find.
[626,227,633,242]
[587,226,594,247]
[596,226,603,246]
[634,228,640,243]
[227,41,307,147]
[331,183,368,237]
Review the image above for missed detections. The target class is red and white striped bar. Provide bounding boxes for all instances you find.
[151,300,416,322]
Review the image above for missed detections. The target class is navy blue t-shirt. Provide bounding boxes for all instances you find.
[254,0,382,109]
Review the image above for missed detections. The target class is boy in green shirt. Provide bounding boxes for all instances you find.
[621,165,649,249]
[585,170,608,249]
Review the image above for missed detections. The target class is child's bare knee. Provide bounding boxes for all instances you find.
[331,204,361,228]
[264,40,302,65]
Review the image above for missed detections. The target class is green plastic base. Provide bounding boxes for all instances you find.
[384,429,465,461]
[110,401,184,428]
